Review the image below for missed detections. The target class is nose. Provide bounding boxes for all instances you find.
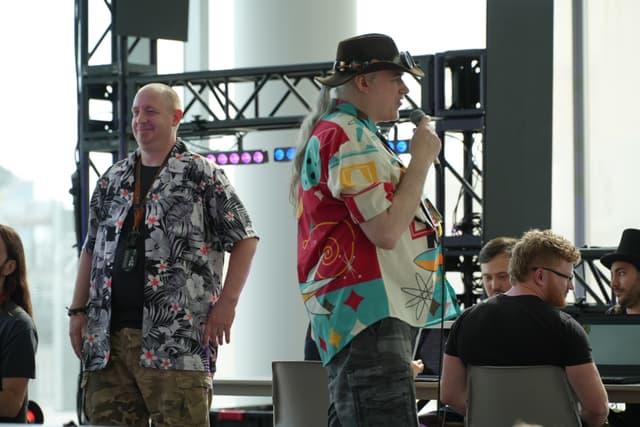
[400,78,409,95]
[611,275,620,288]
[493,277,509,293]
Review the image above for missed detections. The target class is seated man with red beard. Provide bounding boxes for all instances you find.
[441,229,610,427]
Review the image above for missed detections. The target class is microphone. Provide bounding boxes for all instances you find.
[409,109,441,166]
[410,109,426,126]
[409,109,442,125]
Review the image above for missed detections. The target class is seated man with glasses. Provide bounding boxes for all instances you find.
[441,229,610,427]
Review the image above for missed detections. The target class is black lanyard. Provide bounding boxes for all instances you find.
[131,149,172,234]
[121,148,172,272]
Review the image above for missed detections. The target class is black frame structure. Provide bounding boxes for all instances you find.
[72,0,488,306]
[75,0,616,309]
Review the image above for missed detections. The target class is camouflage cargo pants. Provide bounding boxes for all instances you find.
[82,328,213,427]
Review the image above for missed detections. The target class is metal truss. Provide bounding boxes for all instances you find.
[574,247,615,306]
[74,0,615,317]
[81,59,431,151]
[74,0,492,306]
[434,117,484,307]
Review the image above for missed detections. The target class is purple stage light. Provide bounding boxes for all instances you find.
[241,152,252,164]
[206,150,268,165]
[216,153,228,165]
[253,151,265,163]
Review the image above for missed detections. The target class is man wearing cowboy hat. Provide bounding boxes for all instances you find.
[600,228,640,315]
[600,228,640,427]
[290,33,442,426]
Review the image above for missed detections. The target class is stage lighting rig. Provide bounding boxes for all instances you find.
[386,139,410,154]
[273,147,296,162]
[206,150,268,165]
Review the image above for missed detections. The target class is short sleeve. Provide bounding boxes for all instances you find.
[563,316,593,366]
[82,178,106,254]
[326,129,397,224]
[445,309,470,358]
[205,167,258,252]
[0,321,37,380]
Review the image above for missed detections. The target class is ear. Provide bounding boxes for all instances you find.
[173,109,184,126]
[353,74,370,93]
[531,267,544,287]
[0,260,16,277]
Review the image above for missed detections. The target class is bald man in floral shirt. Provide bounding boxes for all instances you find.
[69,83,258,427]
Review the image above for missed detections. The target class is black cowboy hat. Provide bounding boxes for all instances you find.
[600,228,640,270]
[316,33,424,87]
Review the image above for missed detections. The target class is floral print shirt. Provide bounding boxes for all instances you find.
[297,101,441,364]
[82,140,257,372]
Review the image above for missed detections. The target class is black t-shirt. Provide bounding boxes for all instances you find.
[111,165,159,331]
[0,302,38,423]
[445,294,592,367]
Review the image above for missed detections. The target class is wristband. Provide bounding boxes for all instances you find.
[67,306,87,317]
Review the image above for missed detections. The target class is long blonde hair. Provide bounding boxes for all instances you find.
[289,85,334,204]
[289,79,362,204]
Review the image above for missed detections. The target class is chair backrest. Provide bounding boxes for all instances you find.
[272,360,329,427]
[466,365,582,427]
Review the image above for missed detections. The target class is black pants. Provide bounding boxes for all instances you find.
[304,322,321,361]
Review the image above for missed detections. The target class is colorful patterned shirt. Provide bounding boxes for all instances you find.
[297,101,441,364]
[82,140,257,372]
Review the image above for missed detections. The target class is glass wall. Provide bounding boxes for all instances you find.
[0,0,79,422]
[582,0,640,245]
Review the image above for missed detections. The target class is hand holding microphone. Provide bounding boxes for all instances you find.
[409,109,442,166]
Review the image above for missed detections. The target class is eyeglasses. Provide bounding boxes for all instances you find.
[532,266,574,282]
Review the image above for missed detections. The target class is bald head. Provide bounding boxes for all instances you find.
[136,83,182,113]
[131,83,184,164]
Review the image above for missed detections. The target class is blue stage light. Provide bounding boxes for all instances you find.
[274,146,296,162]
[395,140,409,153]
[386,139,410,154]
[274,148,286,161]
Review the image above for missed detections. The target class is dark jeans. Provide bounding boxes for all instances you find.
[325,318,419,427]
[304,322,321,361]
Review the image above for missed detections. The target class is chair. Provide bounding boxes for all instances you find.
[466,365,582,427]
[272,360,329,427]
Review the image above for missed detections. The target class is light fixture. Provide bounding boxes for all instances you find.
[27,400,44,424]
[386,139,410,154]
[206,150,268,165]
[273,146,296,162]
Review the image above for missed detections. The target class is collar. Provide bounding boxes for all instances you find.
[334,100,379,135]
[127,139,187,168]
